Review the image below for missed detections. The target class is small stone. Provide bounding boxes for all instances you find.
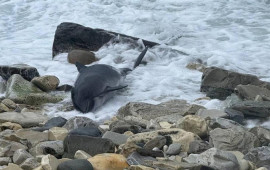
[0,103,9,113]
[143,136,166,150]
[74,150,91,159]
[48,127,68,141]
[0,122,22,131]
[0,139,27,157]
[159,121,172,129]
[41,154,59,170]
[187,140,211,154]
[30,141,64,158]
[88,153,129,170]
[102,131,128,146]
[124,131,134,137]
[20,157,40,170]
[33,116,67,132]
[57,159,94,170]
[127,152,156,166]
[1,99,16,110]
[166,143,182,155]
[31,75,60,92]
[13,149,33,165]
[67,50,97,65]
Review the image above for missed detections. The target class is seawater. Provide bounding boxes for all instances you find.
[0,0,270,127]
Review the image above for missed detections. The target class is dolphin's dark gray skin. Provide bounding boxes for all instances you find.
[72,47,148,113]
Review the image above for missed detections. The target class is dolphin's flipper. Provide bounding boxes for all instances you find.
[133,46,148,69]
[75,62,87,72]
[105,85,128,93]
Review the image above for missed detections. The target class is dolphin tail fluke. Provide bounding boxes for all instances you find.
[133,46,148,69]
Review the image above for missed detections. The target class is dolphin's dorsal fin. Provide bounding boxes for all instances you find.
[75,62,87,72]
[133,46,148,69]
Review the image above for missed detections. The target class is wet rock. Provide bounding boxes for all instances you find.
[20,158,40,170]
[186,62,206,72]
[187,140,211,154]
[0,103,9,113]
[200,67,269,100]
[176,115,208,138]
[208,118,246,131]
[5,74,42,103]
[229,101,270,118]
[0,77,6,94]
[209,128,260,154]
[63,134,115,158]
[67,50,97,65]
[224,108,245,124]
[117,100,191,122]
[166,143,182,155]
[69,127,101,137]
[52,22,158,57]
[143,136,166,150]
[244,146,270,169]
[31,75,60,92]
[13,149,33,165]
[0,139,27,157]
[24,93,63,106]
[0,64,39,81]
[74,150,91,159]
[127,152,156,166]
[136,148,164,157]
[249,127,270,146]
[88,153,129,170]
[126,128,200,152]
[63,116,99,131]
[1,99,16,110]
[33,116,67,132]
[30,141,64,158]
[57,159,93,170]
[183,148,240,170]
[196,109,228,119]
[48,127,68,141]
[55,84,73,92]
[235,84,270,101]
[0,112,48,128]
[102,131,128,145]
[0,122,22,131]
[0,157,11,166]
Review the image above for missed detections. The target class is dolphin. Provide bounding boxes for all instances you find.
[71,47,148,113]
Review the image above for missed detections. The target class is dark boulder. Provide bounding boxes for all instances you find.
[63,134,115,158]
[200,67,270,100]
[57,159,93,170]
[0,64,39,81]
[69,127,102,137]
[33,116,67,132]
[224,108,245,125]
[52,22,158,57]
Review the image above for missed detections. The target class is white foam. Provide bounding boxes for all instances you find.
[0,0,269,125]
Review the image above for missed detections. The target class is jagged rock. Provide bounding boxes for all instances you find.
[13,149,33,165]
[183,148,240,170]
[67,50,97,65]
[0,64,39,81]
[48,127,68,141]
[249,127,270,146]
[102,131,128,145]
[74,150,91,159]
[117,100,192,123]
[143,136,166,150]
[31,75,60,92]
[88,153,129,170]
[235,84,270,101]
[33,116,67,132]
[63,116,99,131]
[0,157,11,166]
[126,128,200,152]
[209,128,260,154]
[200,67,270,100]
[196,109,228,119]
[30,141,64,158]
[52,22,158,57]
[176,115,208,138]
[244,146,270,169]
[20,158,40,170]
[1,99,16,110]
[0,139,27,157]
[188,140,211,154]
[229,101,270,118]
[0,122,22,131]
[57,159,93,170]
[224,108,245,124]
[0,112,48,128]
[63,134,115,158]
[208,118,246,131]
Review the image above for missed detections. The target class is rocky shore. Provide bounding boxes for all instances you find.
[0,22,269,170]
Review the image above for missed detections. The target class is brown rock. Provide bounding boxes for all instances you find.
[48,127,68,141]
[88,153,129,170]
[67,50,97,65]
[0,122,22,131]
[31,76,60,92]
